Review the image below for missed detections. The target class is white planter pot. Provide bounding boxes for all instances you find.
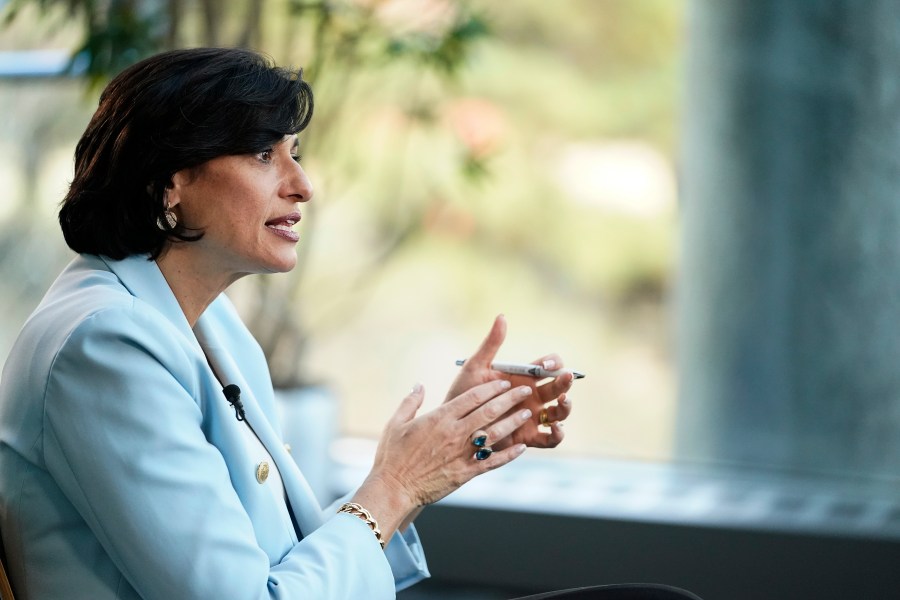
[275,384,339,506]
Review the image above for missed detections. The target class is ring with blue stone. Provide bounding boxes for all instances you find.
[471,430,488,448]
[473,446,493,461]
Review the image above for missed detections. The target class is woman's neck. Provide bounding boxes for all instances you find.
[154,247,243,327]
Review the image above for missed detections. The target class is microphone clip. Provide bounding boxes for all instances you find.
[222,384,246,422]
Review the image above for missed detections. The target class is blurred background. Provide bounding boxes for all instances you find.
[4,1,900,599]
[0,0,682,462]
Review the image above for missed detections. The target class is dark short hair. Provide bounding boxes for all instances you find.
[59,47,313,259]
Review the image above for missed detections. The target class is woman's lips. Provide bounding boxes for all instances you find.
[265,212,301,242]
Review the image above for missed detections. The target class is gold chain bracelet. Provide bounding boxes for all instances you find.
[337,502,386,549]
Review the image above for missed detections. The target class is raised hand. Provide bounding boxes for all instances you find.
[352,379,534,543]
[445,315,574,450]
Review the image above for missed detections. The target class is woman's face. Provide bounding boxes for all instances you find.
[168,135,313,279]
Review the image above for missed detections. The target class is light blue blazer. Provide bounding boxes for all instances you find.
[0,254,429,599]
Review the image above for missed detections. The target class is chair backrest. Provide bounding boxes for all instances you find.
[0,555,13,600]
[0,531,15,600]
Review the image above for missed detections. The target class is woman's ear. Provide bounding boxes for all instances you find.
[166,172,186,209]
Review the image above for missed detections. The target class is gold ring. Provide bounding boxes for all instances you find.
[539,408,551,426]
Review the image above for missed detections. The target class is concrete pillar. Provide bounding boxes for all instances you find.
[677,0,900,477]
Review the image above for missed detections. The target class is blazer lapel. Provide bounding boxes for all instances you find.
[99,255,200,352]
[193,315,325,535]
[100,254,326,534]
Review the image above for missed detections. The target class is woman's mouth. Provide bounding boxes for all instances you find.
[265,212,301,242]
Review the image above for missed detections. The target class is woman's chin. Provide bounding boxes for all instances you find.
[265,253,298,274]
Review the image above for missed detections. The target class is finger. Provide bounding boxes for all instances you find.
[546,421,566,447]
[481,406,533,446]
[444,379,512,419]
[472,443,527,473]
[531,421,566,449]
[465,314,507,368]
[390,383,425,425]
[462,385,532,431]
[547,393,572,422]
[537,372,574,402]
[553,394,572,421]
[531,353,564,371]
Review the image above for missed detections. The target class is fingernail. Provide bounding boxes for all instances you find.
[412,383,423,393]
[561,396,571,406]
[543,359,556,370]
[515,444,527,455]
[520,409,532,420]
[499,380,512,389]
[518,386,532,396]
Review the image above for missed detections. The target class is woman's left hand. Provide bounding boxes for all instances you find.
[445,314,575,450]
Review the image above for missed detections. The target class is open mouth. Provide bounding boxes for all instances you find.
[268,220,296,232]
[265,212,301,240]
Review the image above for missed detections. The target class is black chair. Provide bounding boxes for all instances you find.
[511,583,703,600]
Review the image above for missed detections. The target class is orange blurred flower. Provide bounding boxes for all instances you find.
[445,97,507,158]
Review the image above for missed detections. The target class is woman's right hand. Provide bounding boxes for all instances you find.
[350,380,534,543]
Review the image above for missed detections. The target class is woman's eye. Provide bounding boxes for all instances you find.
[291,153,302,163]
[257,148,274,163]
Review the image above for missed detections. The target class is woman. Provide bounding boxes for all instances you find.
[0,47,574,599]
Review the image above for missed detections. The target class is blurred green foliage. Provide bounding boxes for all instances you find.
[1,0,494,386]
[0,0,685,458]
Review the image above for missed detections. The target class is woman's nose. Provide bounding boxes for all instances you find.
[283,161,314,202]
